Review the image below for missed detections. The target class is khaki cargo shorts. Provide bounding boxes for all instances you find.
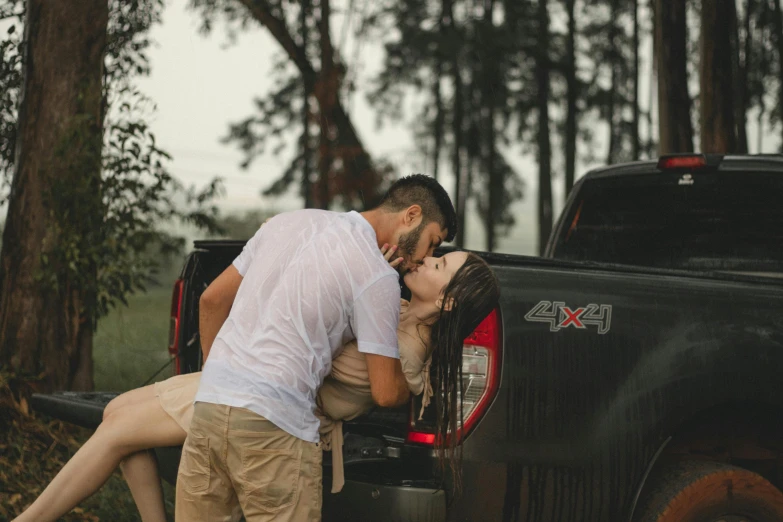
[175,402,323,522]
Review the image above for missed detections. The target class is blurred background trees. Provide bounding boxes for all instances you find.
[2,0,783,390]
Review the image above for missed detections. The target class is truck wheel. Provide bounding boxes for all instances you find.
[635,460,783,522]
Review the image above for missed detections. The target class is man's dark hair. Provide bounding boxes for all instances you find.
[377,174,457,242]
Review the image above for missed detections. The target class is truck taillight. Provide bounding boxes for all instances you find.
[407,309,501,446]
[168,278,184,375]
[657,153,708,170]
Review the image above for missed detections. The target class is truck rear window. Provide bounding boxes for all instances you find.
[550,170,783,273]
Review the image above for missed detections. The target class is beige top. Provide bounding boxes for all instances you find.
[155,299,433,494]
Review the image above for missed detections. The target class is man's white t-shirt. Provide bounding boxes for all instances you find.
[195,210,401,443]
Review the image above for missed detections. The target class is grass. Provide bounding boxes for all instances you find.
[93,284,177,392]
[2,283,180,521]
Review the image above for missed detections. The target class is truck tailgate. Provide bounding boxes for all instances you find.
[31,391,185,485]
[31,391,118,429]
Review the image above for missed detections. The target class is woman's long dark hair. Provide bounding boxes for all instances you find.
[429,252,500,492]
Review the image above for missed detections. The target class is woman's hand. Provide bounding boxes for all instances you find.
[380,243,403,269]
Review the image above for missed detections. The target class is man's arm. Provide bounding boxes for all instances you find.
[199,265,243,361]
[365,353,410,407]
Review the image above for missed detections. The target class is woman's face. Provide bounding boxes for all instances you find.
[403,251,468,306]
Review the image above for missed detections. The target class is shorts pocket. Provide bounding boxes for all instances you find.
[179,432,210,493]
[240,447,303,513]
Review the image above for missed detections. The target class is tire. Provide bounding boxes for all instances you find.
[635,460,783,522]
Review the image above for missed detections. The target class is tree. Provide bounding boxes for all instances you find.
[655,0,693,153]
[299,0,313,207]
[482,0,499,251]
[747,0,777,152]
[771,0,783,148]
[191,0,390,210]
[0,0,109,391]
[215,208,279,239]
[632,0,641,159]
[577,0,638,164]
[700,0,738,152]
[732,0,751,153]
[537,0,553,254]
[605,0,621,163]
[0,0,222,392]
[563,0,578,195]
[360,0,522,249]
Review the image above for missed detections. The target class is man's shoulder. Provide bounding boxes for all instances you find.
[355,266,400,299]
[276,208,336,223]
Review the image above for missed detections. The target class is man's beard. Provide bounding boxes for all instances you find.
[396,221,425,274]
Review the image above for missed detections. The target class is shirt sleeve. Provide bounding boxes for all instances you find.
[232,224,266,276]
[352,274,401,358]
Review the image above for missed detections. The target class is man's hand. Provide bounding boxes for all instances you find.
[380,243,404,270]
[364,353,410,407]
[199,265,243,361]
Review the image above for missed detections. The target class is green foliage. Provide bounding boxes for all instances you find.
[0,371,175,520]
[364,0,525,244]
[214,208,280,239]
[223,56,303,171]
[0,0,224,326]
[580,0,639,162]
[189,0,317,203]
[188,0,393,210]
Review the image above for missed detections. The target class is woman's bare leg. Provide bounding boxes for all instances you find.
[13,384,186,522]
[121,449,167,522]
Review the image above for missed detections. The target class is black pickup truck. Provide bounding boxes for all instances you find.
[33,154,783,521]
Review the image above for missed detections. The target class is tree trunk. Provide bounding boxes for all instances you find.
[773,0,783,149]
[632,0,641,159]
[732,0,750,153]
[484,0,498,252]
[647,0,656,156]
[564,0,577,197]
[537,0,553,255]
[757,0,768,153]
[445,0,467,247]
[700,0,738,153]
[452,62,466,248]
[432,0,451,183]
[0,0,108,392]
[743,0,754,152]
[300,0,313,208]
[758,101,765,153]
[315,0,334,209]
[655,0,694,153]
[238,0,380,209]
[606,0,620,164]
[433,67,444,182]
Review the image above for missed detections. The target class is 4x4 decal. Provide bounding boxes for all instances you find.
[525,301,612,334]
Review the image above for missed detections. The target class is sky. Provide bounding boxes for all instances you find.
[131,1,776,255]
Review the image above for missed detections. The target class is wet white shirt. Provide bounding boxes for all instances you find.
[195,210,401,443]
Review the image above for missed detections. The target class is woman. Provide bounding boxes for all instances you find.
[14,246,499,522]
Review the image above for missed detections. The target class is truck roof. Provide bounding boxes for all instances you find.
[582,154,783,181]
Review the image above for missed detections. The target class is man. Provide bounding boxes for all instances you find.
[175,174,456,521]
